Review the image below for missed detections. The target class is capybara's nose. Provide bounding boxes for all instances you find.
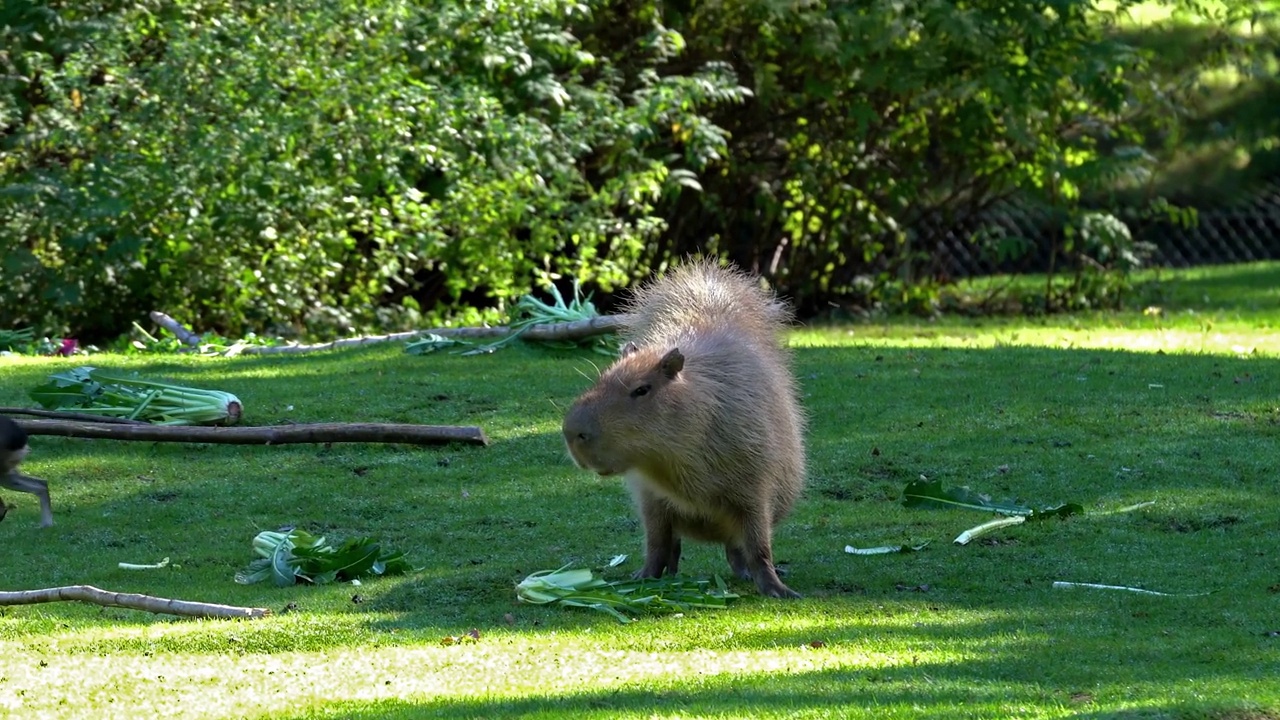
[562,404,597,446]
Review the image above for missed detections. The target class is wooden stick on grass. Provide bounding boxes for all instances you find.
[0,586,270,619]
[148,310,203,347]
[17,419,490,446]
[0,407,150,425]
[142,307,626,356]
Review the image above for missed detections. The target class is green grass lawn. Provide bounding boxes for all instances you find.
[2,263,1278,719]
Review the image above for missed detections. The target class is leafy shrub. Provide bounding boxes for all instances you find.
[0,0,746,340]
[3,0,1272,339]
[581,0,1272,314]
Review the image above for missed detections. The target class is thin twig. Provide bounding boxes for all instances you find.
[234,315,630,356]
[0,585,270,619]
[0,407,150,425]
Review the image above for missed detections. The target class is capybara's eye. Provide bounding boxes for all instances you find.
[630,384,651,398]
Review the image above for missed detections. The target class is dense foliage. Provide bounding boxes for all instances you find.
[1,0,1275,340]
[1,0,746,339]
[622,0,1274,314]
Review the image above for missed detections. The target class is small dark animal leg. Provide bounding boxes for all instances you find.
[0,472,53,528]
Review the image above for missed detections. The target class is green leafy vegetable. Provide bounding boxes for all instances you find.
[234,529,412,586]
[506,280,604,348]
[515,565,740,623]
[902,477,1083,520]
[407,280,614,357]
[463,280,605,355]
[404,333,470,355]
[29,366,243,426]
[0,327,35,351]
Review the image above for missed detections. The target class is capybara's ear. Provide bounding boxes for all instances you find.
[659,348,685,379]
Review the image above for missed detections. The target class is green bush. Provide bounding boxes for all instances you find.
[2,0,1272,340]
[0,0,746,340]
[625,0,1130,310]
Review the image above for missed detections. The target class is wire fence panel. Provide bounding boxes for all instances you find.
[926,186,1280,279]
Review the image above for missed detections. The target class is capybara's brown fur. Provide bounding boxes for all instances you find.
[562,260,806,598]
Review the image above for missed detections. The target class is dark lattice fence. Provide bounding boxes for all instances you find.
[926,182,1280,279]
[1149,185,1280,267]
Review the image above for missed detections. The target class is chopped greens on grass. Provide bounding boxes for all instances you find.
[516,565,740,623]
[891,478,1155,549]
[902,477,1084,519]
[403,333,470,355]
[1093,500,1158,515]
[235,529,412,587]
[405,280,614,356]
[492,280,609,353]
[30,366,243,425]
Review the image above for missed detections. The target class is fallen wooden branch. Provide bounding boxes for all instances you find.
[232,314,630,356]
[0,407,150,425]
[17,419,490,446]
[0,585,270,619]
[148,311,203,347]
[228,329,430,356]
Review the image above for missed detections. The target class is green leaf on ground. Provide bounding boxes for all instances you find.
[235,529,412,586]
[515,565,740,623]
[903,477,1083,520]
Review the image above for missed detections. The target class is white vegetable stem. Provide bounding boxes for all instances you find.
[1052,581,1212,597]
[118,557,171,570]
[953,516,1025,545]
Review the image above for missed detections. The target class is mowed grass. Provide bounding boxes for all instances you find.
[1,262,1278,719]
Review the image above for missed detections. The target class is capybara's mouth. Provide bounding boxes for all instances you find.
[567,449,616,476]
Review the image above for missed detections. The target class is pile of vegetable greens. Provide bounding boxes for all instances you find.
[235,529,412,586]
[30,366,242,426]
